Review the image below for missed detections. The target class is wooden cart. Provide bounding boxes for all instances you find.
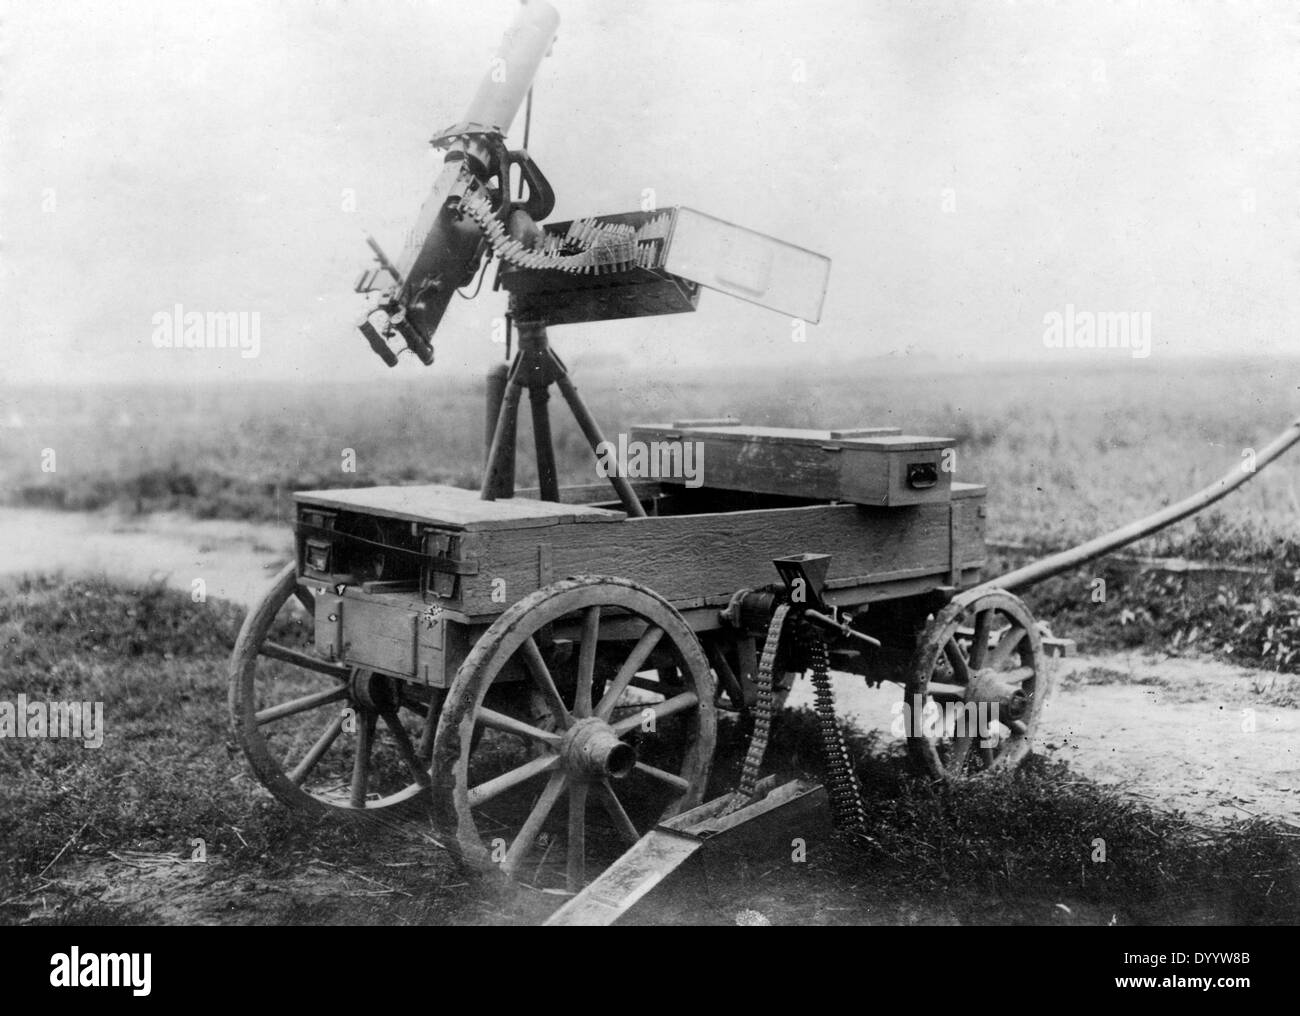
[229,0,1300,895]
[230,420,1058,890]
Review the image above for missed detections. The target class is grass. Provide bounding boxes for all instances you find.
[8,357,1296,670]
[652,714,1300,925]
[1,357,1298,921]
[2,577,1296,925]
[3,356,1298,550]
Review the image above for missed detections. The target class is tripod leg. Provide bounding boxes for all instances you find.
[481,356,522,500]
[529,383,560,502]
[551,354,647,517]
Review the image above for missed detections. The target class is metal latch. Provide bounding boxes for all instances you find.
[422,529,478,598]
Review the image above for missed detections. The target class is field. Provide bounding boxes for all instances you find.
[1,356,1298,925]
[4,356,1298,551]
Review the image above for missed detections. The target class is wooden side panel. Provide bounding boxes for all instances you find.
[339,595,419,676]
[459,496,987,618]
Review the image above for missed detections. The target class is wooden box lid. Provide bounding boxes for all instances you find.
[294,484,626,531]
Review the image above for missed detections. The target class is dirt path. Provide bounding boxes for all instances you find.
[787,658,1300,824]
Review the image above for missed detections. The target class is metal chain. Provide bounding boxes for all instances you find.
[737,603,791,800]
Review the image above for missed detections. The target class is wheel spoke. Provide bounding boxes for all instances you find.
[501,771,567,877]
[595,625,665,720]
[594,780,639,845]
[293,584,316,616]
[575,606,601,718]
[259,640,350,681]
[634,761,691,794]
[467,752,560,808]
[380,709,431,788]
[612,691,697,735]
[416,689,444,763]
[944,639,971,683]
[987,627,1027,670]
[567,781,589,891]
[349,711,376,808]
[255,685,348,726]
[476,706,561,745]
[520,637,571,727]
[969,609,993,670]
[999,666,1036,684]
[287,711,346,785]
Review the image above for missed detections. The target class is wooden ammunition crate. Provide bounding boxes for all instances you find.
[628,423,956,507]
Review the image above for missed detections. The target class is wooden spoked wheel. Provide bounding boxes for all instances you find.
[229,563,439,817]
[430,576,716,891]
[905,588,1051,779]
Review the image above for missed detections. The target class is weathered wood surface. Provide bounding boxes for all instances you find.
[632,423,950,452]
[544,778,826,926]
[457,491,986,618]
[542,828,703,926]
[294,483,626,531]
[628,423,955,507]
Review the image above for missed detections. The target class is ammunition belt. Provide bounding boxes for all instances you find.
[737,603,791,800]
[458,169,671,276]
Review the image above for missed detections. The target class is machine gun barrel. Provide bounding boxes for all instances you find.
[359,1,560,364]
[460,0,560,136]
[971,415,1300,596]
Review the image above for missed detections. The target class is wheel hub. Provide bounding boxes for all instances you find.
[349,669,398,712]
[964,671,1029,721]
[558,717,636,779]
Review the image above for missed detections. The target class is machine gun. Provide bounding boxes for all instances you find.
[354,0,831,516]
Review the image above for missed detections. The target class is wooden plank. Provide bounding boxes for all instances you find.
[633,423,951,452]
[545,779,827,927]
[294,484,625,531]
[828,427,903,439]
[459,495,986,617]
[542,829,704,926]
[671,417,741,428]
[515,480,666,506]
[338,596,419,675]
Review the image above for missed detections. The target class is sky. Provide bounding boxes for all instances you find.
[2,0,1298,385]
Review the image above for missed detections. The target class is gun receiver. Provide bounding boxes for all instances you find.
[356,0,830,367]
[356,0,560,366]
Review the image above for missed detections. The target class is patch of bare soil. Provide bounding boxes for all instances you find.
[787,656,1300,826]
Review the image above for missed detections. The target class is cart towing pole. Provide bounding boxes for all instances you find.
[971,414,1300,598]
